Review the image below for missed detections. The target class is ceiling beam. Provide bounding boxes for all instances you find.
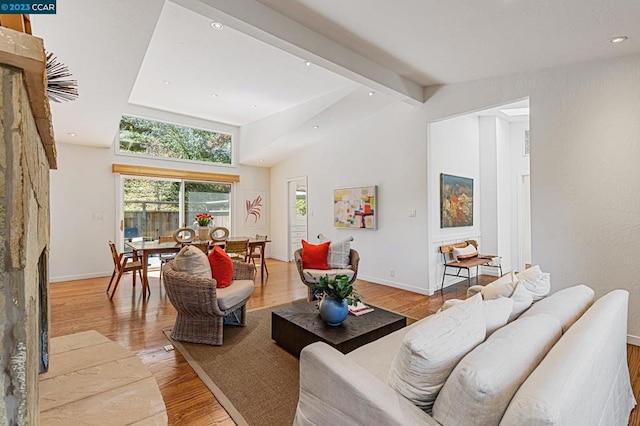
[173,0,424,105]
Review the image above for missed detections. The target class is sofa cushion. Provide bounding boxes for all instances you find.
[516,265,551,301]
[301,240,331,269]
[208,245,233,288]
[387,293,485,413]
[481,271,518,300]
[484,297,514,335]
[519,284,595,332]
[347,323,416,383]
[441,297,513,336]
[216,279,254,310]
[508,282,534,322]
[501,290,635,426]
[174,245,211,279]
[302,268,355,284]
[433,314,562,425]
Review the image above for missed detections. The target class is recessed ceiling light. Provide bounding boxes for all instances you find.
[368,91,375,96]
[304,60,312,67]
[313,125,319,129]
[500,107,530,117]
[211,93,218,98]
[162,80,170,85]
[250,104,257,108]
[259,159,265,163]
[211,21,224,30]
[609,36,628,43]
[68,132,76,137]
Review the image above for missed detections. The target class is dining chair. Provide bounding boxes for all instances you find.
[225,239,249,262]
[107,241,144,300]
[248,234,269,276]
[158,236,178,284]
[210,226,229,242]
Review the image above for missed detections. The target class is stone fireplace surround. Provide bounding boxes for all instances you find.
[0,26,57,425]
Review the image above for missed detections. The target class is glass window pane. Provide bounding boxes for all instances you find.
[119,115,232,165]
[184,182,231,230]
[123,178,180,240]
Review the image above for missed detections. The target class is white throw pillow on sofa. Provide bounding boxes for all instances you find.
[481,271,518,300]
[516,265,551,301]
[509,282,534,322]
[174,245,212,279]
[484,298,514,335]
[433,314,562,425]
[440,297,512,336]
[387,293,486,413]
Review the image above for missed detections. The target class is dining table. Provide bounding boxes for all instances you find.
[125,239,181,298]
[126,236,272,296]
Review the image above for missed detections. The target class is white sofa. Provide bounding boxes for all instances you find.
[294,288,637,425]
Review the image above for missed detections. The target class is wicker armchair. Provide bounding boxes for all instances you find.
[163,260,256,345]
[294,248,360,302]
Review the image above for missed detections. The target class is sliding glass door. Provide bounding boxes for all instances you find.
[184,181,232,229]
[123,177,181,240]
[120,177,233,246]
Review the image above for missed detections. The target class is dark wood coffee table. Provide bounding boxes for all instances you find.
[272,301,406,357]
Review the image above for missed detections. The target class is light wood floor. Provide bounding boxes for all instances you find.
[50,259,640,425]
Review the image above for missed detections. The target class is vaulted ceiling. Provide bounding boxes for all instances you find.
[31,0,640,166]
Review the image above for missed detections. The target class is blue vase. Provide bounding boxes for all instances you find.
[319,297,349,326]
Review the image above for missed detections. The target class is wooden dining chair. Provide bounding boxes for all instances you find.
[225,239,249,262]
[248,234,269,276]
[107,241,144,300]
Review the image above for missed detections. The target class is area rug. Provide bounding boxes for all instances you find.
[163,302,304,426]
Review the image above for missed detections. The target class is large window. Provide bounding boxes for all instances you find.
[122,177,232,241]
[118,115,232,165]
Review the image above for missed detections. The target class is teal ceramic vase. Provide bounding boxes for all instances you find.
[319,296,349,326]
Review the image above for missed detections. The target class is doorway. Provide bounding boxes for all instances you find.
[287,177,308,261]
[519,174,532,270]
[117,176,232,249]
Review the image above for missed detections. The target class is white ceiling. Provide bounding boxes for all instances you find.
[257,0,640,86]
[30,0,640,163]
[129,1,353,126]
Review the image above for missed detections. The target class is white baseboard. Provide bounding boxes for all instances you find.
[269,255,290,262]
[50,271,111,283]
[357,275,430,295]
[627,334,640,346]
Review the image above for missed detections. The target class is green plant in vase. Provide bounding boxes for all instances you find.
[311,274,362,326]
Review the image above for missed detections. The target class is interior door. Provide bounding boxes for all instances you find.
[288,177,307,261]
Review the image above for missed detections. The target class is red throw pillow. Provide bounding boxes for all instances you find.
[301,240,331,270]
[208,246,234,288]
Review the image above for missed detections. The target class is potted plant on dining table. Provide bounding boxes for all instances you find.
[195,213,214,241]
[311,274,362,326]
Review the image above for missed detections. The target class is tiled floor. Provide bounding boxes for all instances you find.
[39,330,167,425]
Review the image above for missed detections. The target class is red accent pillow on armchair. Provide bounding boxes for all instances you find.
[208,245,234,288]
[301,240,331,270]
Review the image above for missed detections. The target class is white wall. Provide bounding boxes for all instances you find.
[270,102,429,294]
[423,53,640,339]
[50,141,269,281]
[428,115,481,291]
[508,121,531,271]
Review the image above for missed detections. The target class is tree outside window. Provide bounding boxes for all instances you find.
[119,115,232,165]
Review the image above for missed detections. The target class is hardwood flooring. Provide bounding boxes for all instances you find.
[49,260,640,425]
